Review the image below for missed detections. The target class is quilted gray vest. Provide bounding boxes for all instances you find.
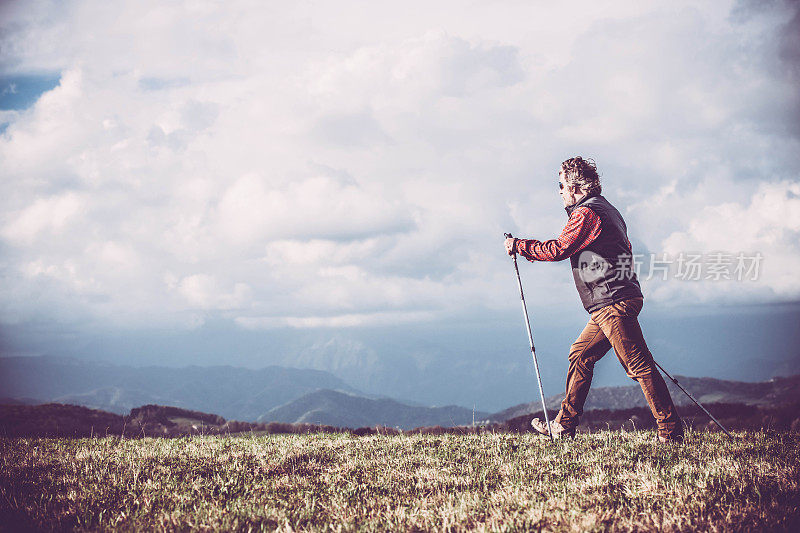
[566,195,643,312]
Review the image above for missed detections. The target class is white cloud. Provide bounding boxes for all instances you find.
[0,0,798,334]
[236,310,437,330]
[262,239,382,267]
[2,192,84,244]
[176,274,252,310]
[651,180,800,302]
[215,173,412,246]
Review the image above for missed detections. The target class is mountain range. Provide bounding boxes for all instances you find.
[2,356,799,429]
[0,355,355,421]
[490,374,800,422]
[260,389,488,429]
[0,356,482,429]
[17,304,797,413]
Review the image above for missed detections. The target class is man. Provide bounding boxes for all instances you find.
[504,156,683,443]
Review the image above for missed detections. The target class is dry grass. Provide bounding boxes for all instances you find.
[1,430,798,531]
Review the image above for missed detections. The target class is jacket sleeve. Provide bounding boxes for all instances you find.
[515,206,602,262]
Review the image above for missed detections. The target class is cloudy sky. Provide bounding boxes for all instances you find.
[1,0,799,406]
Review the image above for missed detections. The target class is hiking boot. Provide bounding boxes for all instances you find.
[531,418,575,439]
[658,433,684,444]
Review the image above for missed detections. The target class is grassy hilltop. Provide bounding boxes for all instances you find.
[2,431,799,532]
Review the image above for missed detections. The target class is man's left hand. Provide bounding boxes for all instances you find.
[505,237,516,256]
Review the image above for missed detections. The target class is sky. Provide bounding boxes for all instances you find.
[1,0,799,408]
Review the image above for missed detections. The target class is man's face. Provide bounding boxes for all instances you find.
[558,171,580,207]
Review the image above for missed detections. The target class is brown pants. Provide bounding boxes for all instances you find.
[554,297,683,439]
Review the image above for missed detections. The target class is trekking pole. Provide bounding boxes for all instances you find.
[505,233,553,441]
[653,361,734,439]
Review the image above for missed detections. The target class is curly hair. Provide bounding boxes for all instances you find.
[561,156,601,196]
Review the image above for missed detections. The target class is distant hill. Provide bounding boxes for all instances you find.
[0,355,359,421]
[0,400,483,438]
[0,356,487,429]
[0,403,246,438]
[490,374,800,422]
[5,356,798,431]
[261,389,490,430]
[4,399,798,439]
[53,387,175,415]
[0,403,128,438]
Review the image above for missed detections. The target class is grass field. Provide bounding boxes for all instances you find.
[2,430,799,532]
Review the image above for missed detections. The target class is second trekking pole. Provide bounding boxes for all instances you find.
[653,361,734,439]
[505,233,553,441]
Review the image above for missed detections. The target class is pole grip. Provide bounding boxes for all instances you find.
[504,233,518,256]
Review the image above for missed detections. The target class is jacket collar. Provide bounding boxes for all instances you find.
[565,193,598,216]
